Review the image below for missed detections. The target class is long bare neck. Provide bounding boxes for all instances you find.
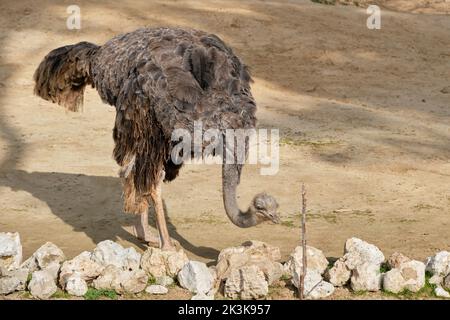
[222,162,259,228]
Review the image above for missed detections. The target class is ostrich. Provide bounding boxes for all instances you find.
[33,27,280,250]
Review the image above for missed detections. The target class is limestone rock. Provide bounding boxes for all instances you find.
[425,251,450,276]
[0,266,29,294]
[140,247,189,278]
[216,241,282,285]
[28,270,57,299]
[0,267,29,294]
[208,266,218,287]
[65,273,88,296]
[59,251,104,287]
[0,276,21,295]
[224,265,268,299]
[387,252,410,269]
[285,246,329,276]
[400,260,425,293]
[324,258,351,287]
[33,242,65,269]
[444,274,450,290]
[93,265,148,294]
[350,262,382,292]
[92,240,141,271]
[145,284,168,295]
[429,275,443,285]
[383,269,405,294]
[292,268,335,299]
[20,256,38,274]
[343,238,385,270]
[178,261,214,295]
[435,286,450,298]
[155,275,174,287]
[0,232,22,271]
[19,242,64,282]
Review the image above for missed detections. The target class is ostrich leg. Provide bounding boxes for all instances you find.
[133,207,160,247]
[150,170,174,251]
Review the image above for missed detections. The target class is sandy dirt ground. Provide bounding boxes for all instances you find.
[0,0,449,299]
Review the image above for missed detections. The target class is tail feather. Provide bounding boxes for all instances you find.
[33,41,99,112]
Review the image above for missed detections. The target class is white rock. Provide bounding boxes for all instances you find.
[0,267,29,294]
[59,251,104,287]
[383,269,405,294]
[93,265,148,294]
[292,267,335,299]
[400,260,425,293]
[324,258,351,287]
[444,274,450,290]
[224,265,268,299]
[350,262,382,292]
[155,275,174,287]
[343,238,385,270]
[387,252,410,269]
[44,263,61,281]
[425,251,450,276]
[0,232,22,271]
[140,247,189,278]
[92,265,120,291]
[239,240,281,261]
[33,242,65,269]
[65,273,88,296]
[285,246,329,277]
[178,261,214,295]
[92,240,141,271]
[216,241,282,285]
[191,293,215,300]
[307,281,335,299]
[20,256,39,274]
[208,266,218,288]
[429,275,443,285]
[145,284,168,295]
[0,276,21,295]
[18,242,64,282]
[435,286,450,298]
[28,270,57,299]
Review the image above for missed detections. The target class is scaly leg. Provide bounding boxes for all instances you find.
[150,170,174,251]
[133,207,160,247]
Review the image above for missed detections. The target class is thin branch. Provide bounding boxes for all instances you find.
[299,183,307,300]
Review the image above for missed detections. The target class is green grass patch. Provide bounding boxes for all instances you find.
[51,289,72,299]
[26,273,32,283]
[83,288,118,300]
[280,220,296,228]
[280,274,292,281]
[380,263,390,273]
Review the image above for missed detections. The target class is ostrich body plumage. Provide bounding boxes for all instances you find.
[33,27,279,248]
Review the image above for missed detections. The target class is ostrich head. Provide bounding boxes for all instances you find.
[251,193,280,224]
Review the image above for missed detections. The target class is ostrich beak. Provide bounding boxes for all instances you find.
[269,212,281,224]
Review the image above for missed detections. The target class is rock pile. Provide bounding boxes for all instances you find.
[1,232,450,300]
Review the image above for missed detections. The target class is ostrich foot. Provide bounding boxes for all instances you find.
[159,237,181,251]
[134,226,160,247]
[133,211,160,247]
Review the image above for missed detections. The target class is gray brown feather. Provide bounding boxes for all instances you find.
[33,27,257,213]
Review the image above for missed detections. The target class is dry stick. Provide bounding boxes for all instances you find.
[299,183,307,300]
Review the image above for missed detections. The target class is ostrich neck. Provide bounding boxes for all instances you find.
[222,162,258,228]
